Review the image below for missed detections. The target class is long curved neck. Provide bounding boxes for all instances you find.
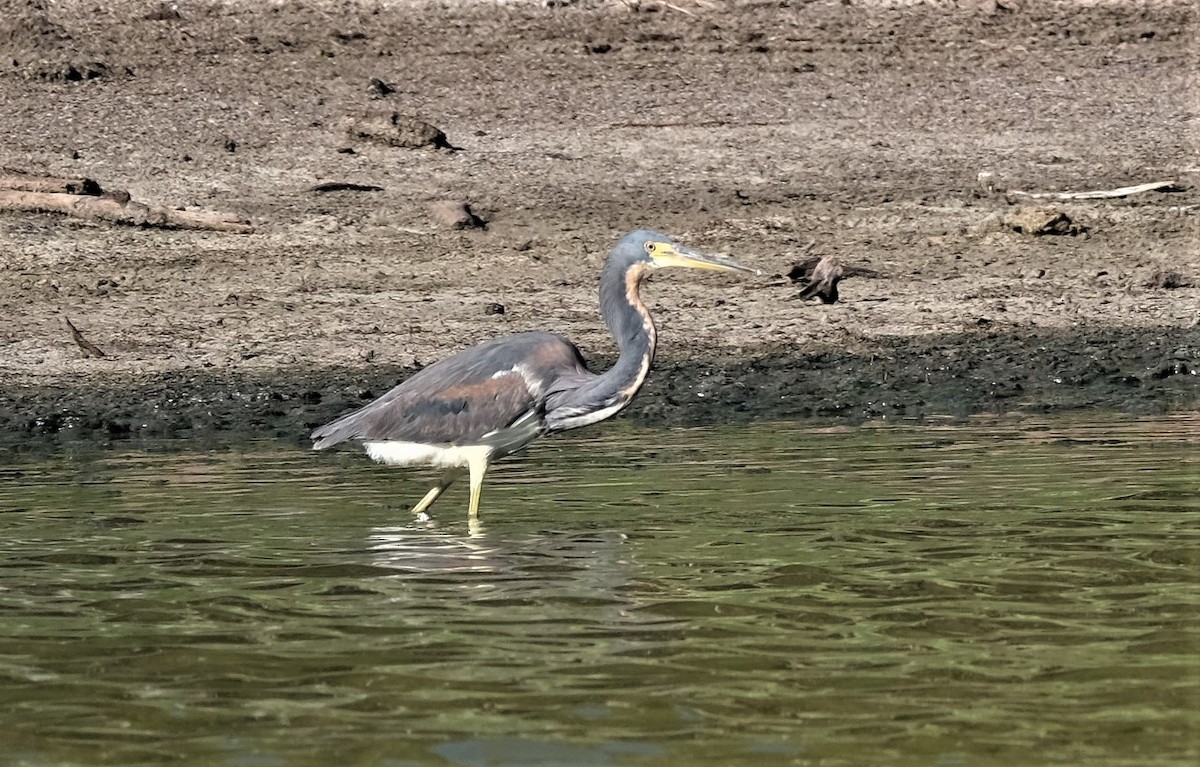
[595,259,657,404]
[543,259,658,431]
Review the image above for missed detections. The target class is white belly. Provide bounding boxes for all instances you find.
[364,441,491,469]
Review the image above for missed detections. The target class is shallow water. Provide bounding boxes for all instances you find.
[1,416,1197,766]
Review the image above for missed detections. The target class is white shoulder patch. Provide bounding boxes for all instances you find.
[513,363,545,397]
[488,364,543,397]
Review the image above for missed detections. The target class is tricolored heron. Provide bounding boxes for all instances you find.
[311,229,756,521]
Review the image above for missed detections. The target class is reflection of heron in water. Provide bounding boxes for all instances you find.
[366,526,510,573]
[361,525,692,731]
[366,527,639,607]
[312,230,755,522]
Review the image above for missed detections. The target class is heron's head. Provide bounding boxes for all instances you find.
[613,230,758,276]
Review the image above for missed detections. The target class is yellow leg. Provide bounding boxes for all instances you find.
[411,470,460,516]
[465,449,491,519]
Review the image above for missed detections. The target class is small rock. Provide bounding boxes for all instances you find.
[367,77,394,98]
[144,3,182,21]
[345,112,459,150]
[25,59,112,81]
[1150,360,1190,380]
[1142,269,1192,290]
[1003,205,1083,236]
[967,211,1006,236]
[484,303,505,315]
[428,200,487,230]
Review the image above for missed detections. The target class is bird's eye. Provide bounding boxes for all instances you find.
[644,242,657,254]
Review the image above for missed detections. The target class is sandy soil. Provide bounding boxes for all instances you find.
[0,0,1197,444]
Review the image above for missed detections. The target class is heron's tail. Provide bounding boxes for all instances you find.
[311,409,366,450]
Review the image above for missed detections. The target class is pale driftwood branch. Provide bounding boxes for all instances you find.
[1006,180,1180,201]
[0,188,254,233]
[63,316,106,359]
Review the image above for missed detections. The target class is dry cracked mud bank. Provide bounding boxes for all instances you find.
[1,0,1197,447]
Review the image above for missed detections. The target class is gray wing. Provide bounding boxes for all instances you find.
[311,331,590,449]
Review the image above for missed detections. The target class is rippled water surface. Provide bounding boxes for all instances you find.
[1,416,1197,766]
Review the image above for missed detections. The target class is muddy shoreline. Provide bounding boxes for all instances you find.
[4,324,1195,450]
[1,0,1197,448]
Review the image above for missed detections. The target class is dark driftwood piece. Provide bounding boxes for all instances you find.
[0,172,253,233]
[307,182,384,193]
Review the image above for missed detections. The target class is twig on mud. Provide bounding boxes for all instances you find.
[610,119,786,129]
[1006,180,1181,201]
[62,316,106,359]
[617,0,712,13]
[0,171,253,233]
[662,2,697,16]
